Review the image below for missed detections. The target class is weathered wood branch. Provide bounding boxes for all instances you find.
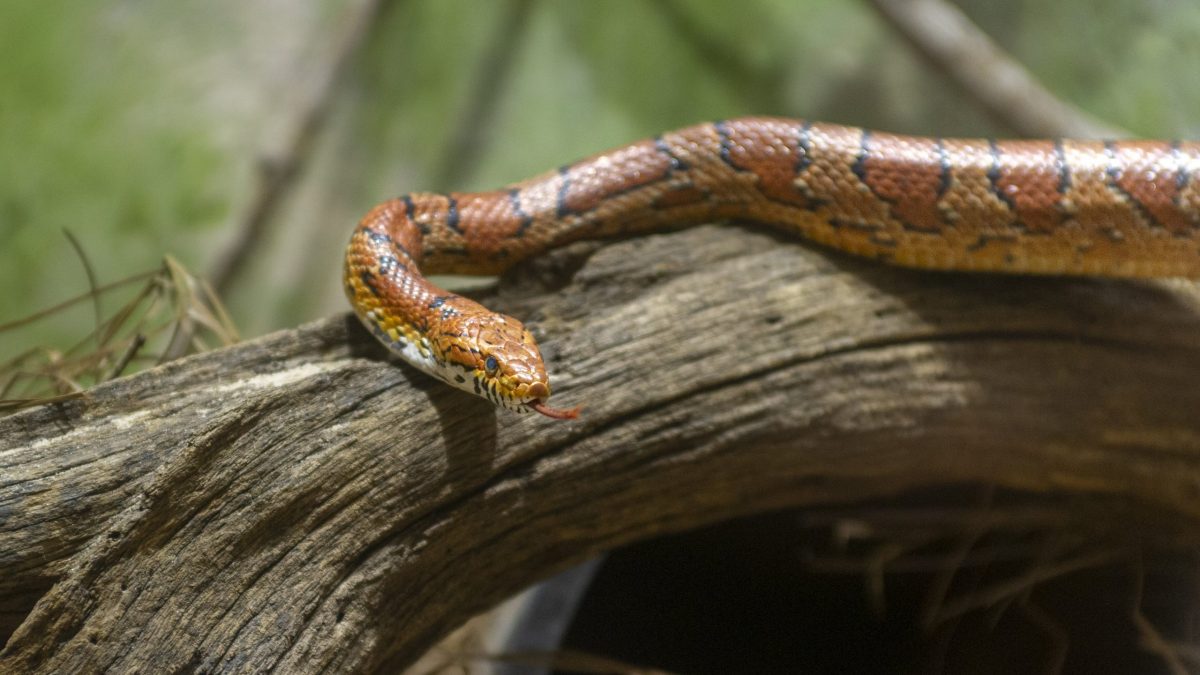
[3,225,1200,672]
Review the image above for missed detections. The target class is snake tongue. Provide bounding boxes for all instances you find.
[530,399,582,420]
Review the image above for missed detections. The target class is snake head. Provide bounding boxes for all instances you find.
[432,303,580,419]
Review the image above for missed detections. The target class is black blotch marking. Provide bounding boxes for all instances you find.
[655,135,688,171]
[714,120,735,168]
[473,377,482,395]
[1054,139,1071,192]
[986,139,1018,212]
[445,195,462,234]
[402,194,430,236]
[935,137,951,197]
[455,374,466,384]
[358,270,379,296]
[1104,140,1161,229]
[777,121,826,209]
[898,220,941,235]
[1172,141,1189,191]
[366,229,415,261]
[1103,140,1121,182]
[428,296,450,310]
[556,149,687,222]
[652,182,712,211]
[829,218,880,232]
[850,129,871,184]
[378,255,404,275]
[555,165,572,218]
[509,188,534,237]
[369,322,398,349]
[873,250,895,264]
[965,234,1014,252]
[796,120,814,174]
[440,308,456,320]
[1169,141,1199,228]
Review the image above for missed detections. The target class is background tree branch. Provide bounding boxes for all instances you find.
[205,0,385,299]
[867,0,1129,138]
[3,226,1200,672]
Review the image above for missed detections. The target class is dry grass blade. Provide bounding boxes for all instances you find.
[0,271,157,333]
[0,391,89,413]
[798,496,1191,669]
[1130,553,1192,675]
[1018,599,1070,675]
[0,254,238,415]
[107,333,147,381]
[158,255,240,362]
[930,548,1123,623]
[63,228,103,351]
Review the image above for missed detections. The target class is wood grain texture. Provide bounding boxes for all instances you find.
[3,225,1200,672]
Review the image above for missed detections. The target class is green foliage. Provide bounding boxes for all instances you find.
[0,2,228,355]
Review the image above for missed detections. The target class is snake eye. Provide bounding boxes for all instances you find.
[484,355,499,375]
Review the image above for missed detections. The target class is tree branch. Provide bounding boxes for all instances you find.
[867,0,1129,139]
[206,0,385,298]
[3,226,1200,672]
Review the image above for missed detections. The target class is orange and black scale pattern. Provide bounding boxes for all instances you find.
[344,117,1200,412]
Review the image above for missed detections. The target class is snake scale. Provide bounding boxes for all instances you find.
[344,117,1200,418]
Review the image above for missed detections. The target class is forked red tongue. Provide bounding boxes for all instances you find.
[530,400,582,420]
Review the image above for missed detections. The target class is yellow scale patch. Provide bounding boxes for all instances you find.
[346,270,431,358]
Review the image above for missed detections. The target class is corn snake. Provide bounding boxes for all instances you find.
[344,117,1200,419]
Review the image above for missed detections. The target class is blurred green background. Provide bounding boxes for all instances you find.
[3,0,1198,360]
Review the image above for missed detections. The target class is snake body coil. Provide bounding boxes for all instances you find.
[344,117,1200,417]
